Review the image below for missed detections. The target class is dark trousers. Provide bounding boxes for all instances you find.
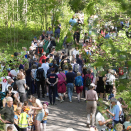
[49,85,56,104]
[19,128,27,131]
[36,80,45,98]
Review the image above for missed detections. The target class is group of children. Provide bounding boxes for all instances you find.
[8,100,49,131]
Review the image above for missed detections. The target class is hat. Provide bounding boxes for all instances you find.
[49,63,53,67]
[42,30,45,33]
[23,107,30,112]
[90,83,95,87]
[111,98,117,103]
[43,52,46,55]
[85,39,89,42]
[43,102,48,106]
[110,69,115,74]
[34,36,37,39]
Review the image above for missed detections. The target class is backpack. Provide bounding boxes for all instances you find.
[119,68,124,76]
[36,68,45,81]
[38,47,43,54]
[75,76,82,87]
[74,64,79,73]
[85,75,91,87]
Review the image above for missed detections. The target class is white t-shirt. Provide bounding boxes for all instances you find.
[73,50,79,58]
[41,63,49,76]
[10,69,17,77]
[0,76,11,92]
[96,112,107,131]
[32,99,43,114]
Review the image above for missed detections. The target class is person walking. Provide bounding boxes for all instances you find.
[57,69,66,103]
[34,63,46,98]
[46,68,58,105]
[86,83,98,127]
[95,71,106,99]
[75,72,83,102]
[66,67,76,102]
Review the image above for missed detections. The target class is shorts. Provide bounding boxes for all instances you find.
[76,86,83,94]
[106,85,113,93]
[35,112,44,121]
[58,93,64,97]
[55,33,60,38]
[41,120,47,124]
[96,86,104,93]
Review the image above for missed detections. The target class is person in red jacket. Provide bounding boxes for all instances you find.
[39,52,47,64]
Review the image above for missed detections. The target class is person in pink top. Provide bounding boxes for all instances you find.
[57,69,66,103]
[86,83,98,128]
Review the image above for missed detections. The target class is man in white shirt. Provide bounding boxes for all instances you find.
[96,111,112,131]
[73,47,79,59]
[41,59,49,76]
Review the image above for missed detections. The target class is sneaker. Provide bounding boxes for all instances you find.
[60,100,64,103]
[69,101,72,103]
[53,103,57,105]
[78,100,80,103]
[56,97,60,101]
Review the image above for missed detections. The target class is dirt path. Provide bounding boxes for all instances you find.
[39,93,89,131]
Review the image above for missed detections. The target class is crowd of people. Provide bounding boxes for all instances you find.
[0,14,131,131]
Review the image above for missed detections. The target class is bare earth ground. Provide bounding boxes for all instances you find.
[39,93,90,131]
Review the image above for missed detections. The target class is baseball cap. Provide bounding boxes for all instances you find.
[49,63,53,67]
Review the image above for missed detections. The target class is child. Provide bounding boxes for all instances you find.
[19,107,30,131]
[7,126,13,131]
[14,107,21,130]
[41,102,49,131]
[106,123,116,131]
[18,102,23,108]
[22,101,29,109]
[13,99,18,112]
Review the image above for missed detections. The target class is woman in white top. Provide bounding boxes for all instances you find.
[38,36,44,47]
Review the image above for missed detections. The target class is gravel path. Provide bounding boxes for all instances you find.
[39,93,90,131]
